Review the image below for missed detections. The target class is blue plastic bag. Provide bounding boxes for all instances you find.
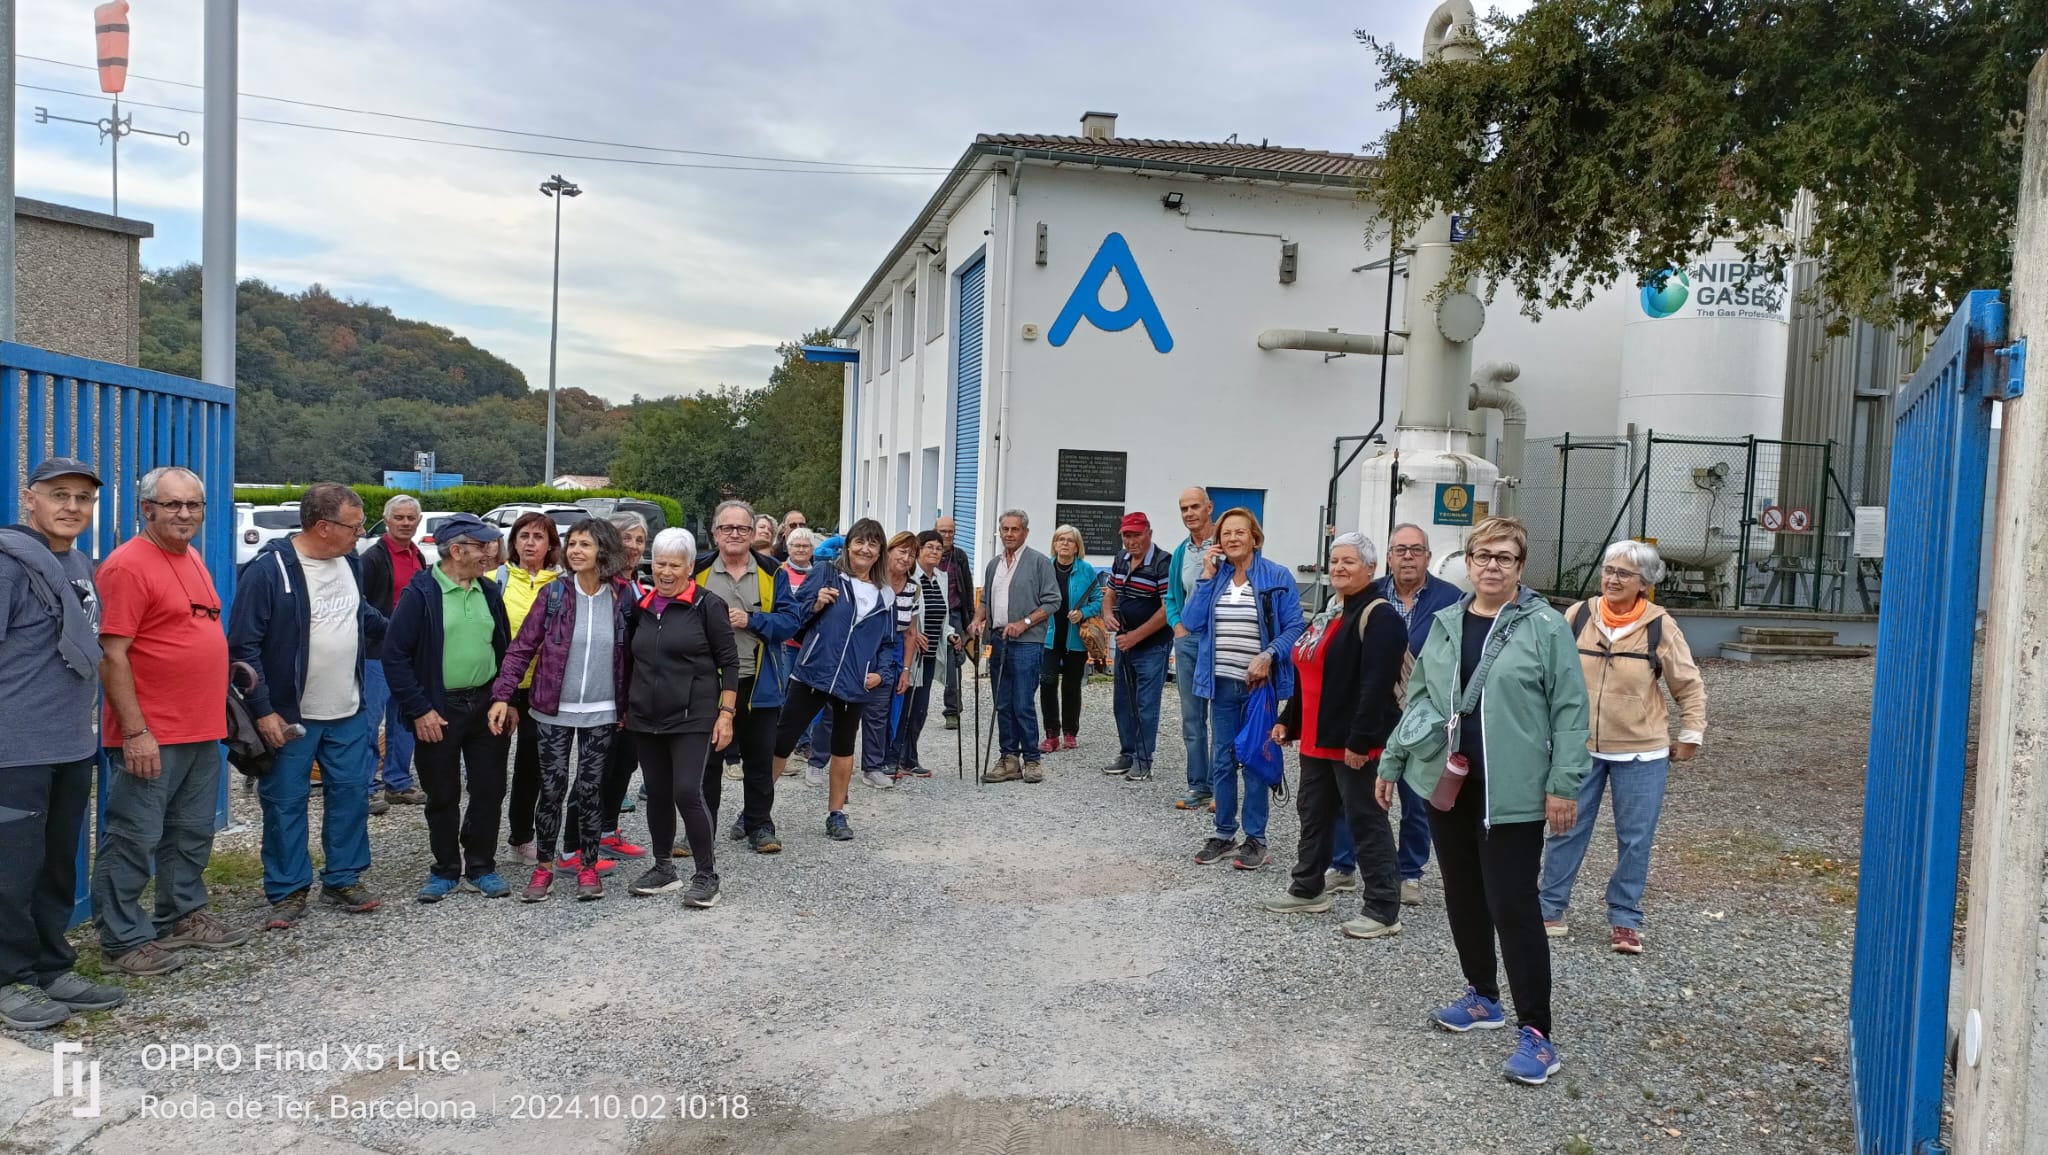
[1234,682,1286,796]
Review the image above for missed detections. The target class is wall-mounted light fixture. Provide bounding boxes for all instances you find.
[1160,191,1184,211]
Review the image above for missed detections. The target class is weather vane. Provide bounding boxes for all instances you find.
[32,1,190,216]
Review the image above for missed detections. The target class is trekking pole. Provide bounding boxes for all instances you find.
[980,638,1004,784]
[971,641,985,784]
[955,644,966,781]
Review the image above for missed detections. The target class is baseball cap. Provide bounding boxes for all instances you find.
[1119,512,1151,534]
[28,457,102,486]
[433,513,503,546]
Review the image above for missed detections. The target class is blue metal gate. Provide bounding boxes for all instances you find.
[951,256,986,570]
[1850,289,2019,1153]
[2,341,239,926]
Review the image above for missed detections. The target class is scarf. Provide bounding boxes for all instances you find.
[1598,595,1650,632]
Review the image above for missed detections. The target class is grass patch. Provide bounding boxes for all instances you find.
[1674,828,1859,905]
[1563,1137,1596,1155]
[204,846,266,892]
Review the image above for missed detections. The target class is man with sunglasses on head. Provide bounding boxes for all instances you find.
[0,458,123,1029]
[94,466,247,979]
[228,482,389,930]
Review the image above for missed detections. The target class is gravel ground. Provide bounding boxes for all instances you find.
[5,656,1875,1155]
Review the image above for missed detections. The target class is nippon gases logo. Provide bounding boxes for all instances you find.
[1639,260,1787,321]
[1640,269,1690,318]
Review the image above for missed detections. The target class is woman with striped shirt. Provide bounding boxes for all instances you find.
[856,533,921,789]
[889,530,950,777]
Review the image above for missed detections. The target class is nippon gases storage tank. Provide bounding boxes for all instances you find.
[1616,241,1791,566]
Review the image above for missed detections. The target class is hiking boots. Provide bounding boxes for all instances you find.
[1021,761,1045,784]
[105,941,185,976]
[1262,891,1336,914]
[1193,837,1239,866]
[0,983,72,1029]
[1231,838,1271,871]
[748,828,783,855]
[159,910,250,951]
[318,884,381,914]
[985,755,1023,783]
[266,889,311,930]
[43,972,125,1013]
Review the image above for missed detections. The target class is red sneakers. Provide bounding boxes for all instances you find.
[1039,736,1060,754]
[576,868,603,901]
[1061,735,1078,750]
[520,867,553,903]
[600,833,647,859]
[556,852,617,873]
[1610,927,1644,955]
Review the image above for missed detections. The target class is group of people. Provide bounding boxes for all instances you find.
[1,458,1710,1092]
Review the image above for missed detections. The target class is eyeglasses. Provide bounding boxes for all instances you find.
[1468,550,1524,570]
[145,499,207,515]
[189,602,221,621]
[29,487,98,508]
[714,524,753,536]
[1388,545,1429,558]
[1600,566,1643,582]
[322,518,366,538]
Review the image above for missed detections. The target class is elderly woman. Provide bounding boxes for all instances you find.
[1263,533,1411,939]
[783,527,818,586]
[488,518,635,902]
[497,513,562,867]
[860,532,923,787]
[624,529,737,908]
[1040,524,1102,755]
[889,529,951,778]
[1182,507,1305,871]
[1539,540,1706,955]
[1376,516,1589,1086]
[752,514,779,556]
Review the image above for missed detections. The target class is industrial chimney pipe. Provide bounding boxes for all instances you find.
[1256,328,1407,356]
[1467,361,1525,517]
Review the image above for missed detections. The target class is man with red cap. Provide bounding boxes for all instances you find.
[1101,512,1174,782]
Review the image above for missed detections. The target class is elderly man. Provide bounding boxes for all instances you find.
[382,514,514,902]
[229,483,388,929]
[95,466,247,977]
[774,509,807,561]
[968,510,1061,783]
[934,515,973,730]
[0,458,124,1029]
[1163,487,1218,810]
[697,500,799,854]
[1101,512,1174,783]
[358,494,428,807]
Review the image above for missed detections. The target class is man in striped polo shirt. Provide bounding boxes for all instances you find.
[1102,512,1174,783]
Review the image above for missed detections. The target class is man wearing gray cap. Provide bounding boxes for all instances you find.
[0,458,125,1029]
[381,513,516,903]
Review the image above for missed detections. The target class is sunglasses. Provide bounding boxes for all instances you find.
[189,602,222,621]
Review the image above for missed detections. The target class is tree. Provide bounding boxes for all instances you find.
[746,331,845,523]
[1358,0,2045,330]
[610,389,760,524]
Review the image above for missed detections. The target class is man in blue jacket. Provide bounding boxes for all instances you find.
[227,484,388,930]
[1163,488,1218,810]
[1329,523,1463,904]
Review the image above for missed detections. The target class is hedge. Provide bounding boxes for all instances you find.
[232,485,684,529]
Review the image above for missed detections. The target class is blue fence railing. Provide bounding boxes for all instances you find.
[1849,290,2007,1154]
[2,341,238,926]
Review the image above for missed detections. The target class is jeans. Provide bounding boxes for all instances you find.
[987,637,1044,758]
[260,710,374,903]
[0,758,94,984]
[704,677,779,834]
[1039,642,1086,739]
[1292,754,1400,923]
[1331,769,1432,880]
[93,742,223,955]
[533,722,612,864]
[1174,634,1212,796]
[861,677,896,772]
[1539,756,1671,930]
[361,658,416,794]
[1431,757,1552,1037]
[1112,641,1170,767]
[1207,677,1268,840]
[890,656,937,769]
[414,688,510,882]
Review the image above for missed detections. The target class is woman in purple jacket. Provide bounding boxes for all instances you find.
[487,518,636,902]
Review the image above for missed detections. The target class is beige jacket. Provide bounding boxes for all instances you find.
[1565,599,1707,756]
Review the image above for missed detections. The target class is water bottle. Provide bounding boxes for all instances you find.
[1431,753,1469,811]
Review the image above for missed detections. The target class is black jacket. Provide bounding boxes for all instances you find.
[626,585,740,735]
[1280,597,1410,757]
[358,534,425,660]
[382,566,511,722]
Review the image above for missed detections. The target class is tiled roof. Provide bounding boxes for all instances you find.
[973,134,1371,182]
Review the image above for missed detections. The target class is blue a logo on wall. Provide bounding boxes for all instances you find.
[1639,268,1691,319]
[1049,232,1174,353]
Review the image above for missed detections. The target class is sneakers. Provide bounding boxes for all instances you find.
[1544,918,1569,938]
[804,762,826,787]
[683,874,722,908]
[159,910,250,951]
[1022,761,1044,784]
[1101,756,1133,776]
[630,862,683,895]
[0,983,72,1029]
[748,828,783,855]
[728,817,748,841]
[266,889,311,930]
[1040,736,1061,755]
[368,793,391,816]
[1610,926,1644,955]
[1325,870,1359,893]
[1504,1026,1563,1086]
[905,765,933,779]
[511,841,538,865]
[577,868,604,901]
[521,866,554,902]
[985,755,1023,783]
[1062,734,1079,751]
[1401,879,1424,906]
[1339,915,1403,940]
[1175,791,1215,811]
[464,872,512,899]
[318,884,382,914]
[600,833,647,859]
[618,789,638,813]
[384,787,428,805]
[826,811,855,841]
[671,844,693,859]
[862,769,896,790]
[1231,838,1271,871]
[557,852,619,873]
[105,941,185,977]
[418,875,461,903]
[1261,892,1335,914]
[724,762,744,781]
[1193,837,1239,866]
[1430,985,1508,1032]
[1124,763,1154,783]
[43,972,125,1013]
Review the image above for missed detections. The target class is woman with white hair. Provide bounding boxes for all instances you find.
[1263,533,1412,939]
[1539,539,1707,956]
[623,528,738,908]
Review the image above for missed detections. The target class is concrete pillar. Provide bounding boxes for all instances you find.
[1951,50,2048,1155]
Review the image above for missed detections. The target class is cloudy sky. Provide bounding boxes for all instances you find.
[13,0,1526,404]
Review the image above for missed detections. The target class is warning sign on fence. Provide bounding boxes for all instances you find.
[1759,506,1786,533]
[1786,507,1813,534]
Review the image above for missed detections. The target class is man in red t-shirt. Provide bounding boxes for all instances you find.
[93,466,247,977]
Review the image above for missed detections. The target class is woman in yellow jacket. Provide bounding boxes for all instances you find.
[1538,540,1707,956]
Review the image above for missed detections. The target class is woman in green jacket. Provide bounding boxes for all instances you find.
[1375,517,1590,1087]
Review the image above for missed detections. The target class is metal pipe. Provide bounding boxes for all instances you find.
[0,0,15,341]
[1423,0,1481,62]
[200,0,236,390]
[544,185,562,485]
[1257,328,1405,356]
[988,151,1023,562]
[1467,361,1526,517]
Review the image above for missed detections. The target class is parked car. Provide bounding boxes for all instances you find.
[572,496,668,537]
[237,504,302,568]
[356,510,463,567]
[481,502,591,535]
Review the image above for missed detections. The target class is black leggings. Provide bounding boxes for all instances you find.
[1039,642,1086,738]
[775,680,861,759]
[635,730,714,873]
[1429,759,1552,1037]
[507,689,543,846]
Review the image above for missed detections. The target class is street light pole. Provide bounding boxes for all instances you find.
[539,173,580,486]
